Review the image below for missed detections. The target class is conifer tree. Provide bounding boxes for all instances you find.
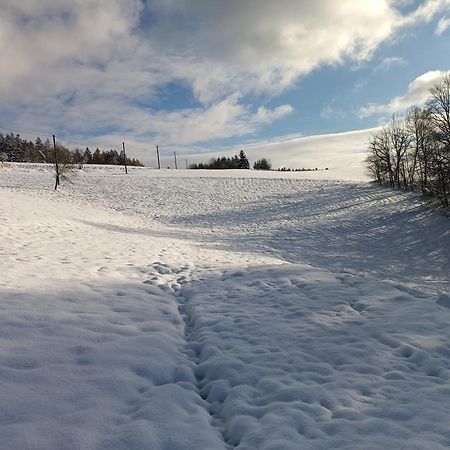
[238,150,250,169]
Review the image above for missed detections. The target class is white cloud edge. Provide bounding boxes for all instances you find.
[359,69,450,117]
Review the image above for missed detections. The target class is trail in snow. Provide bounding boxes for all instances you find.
[178,265,450,449]
[143,261,237,449]
[0,188,277,450]
[0,164,449,449]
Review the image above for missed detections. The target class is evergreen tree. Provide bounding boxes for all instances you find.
[92,148,103,164]
[253,158,272,170]
[238,150,250,169]
[43,139,52,161]
[8,134,25,161]
[35,137,47,162]
[83,147,93,164]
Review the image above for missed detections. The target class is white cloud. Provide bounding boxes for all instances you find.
[254,105,294,124]
[153,97,293,145]
[435,16,450,33]
[359,70,450,117]
[143,0,402,102]
[375,56,408,71]
[1,0,450,150]
[0,0,424,104]
[12,93,293,150]
[320,104,346,119]
[403,0,450,24]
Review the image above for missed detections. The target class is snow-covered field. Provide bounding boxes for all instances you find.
[0,163,449,449]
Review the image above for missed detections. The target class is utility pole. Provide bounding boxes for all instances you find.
[53,134,60,190]
[174,151,178,169]
[156,145,161,169]
[185,159,188,169]
[122,142,128,174]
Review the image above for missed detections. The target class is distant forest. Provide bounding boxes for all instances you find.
[0,133,144,167]
[367,74,450,208]
[189,150,327,172]
[189,150,252,170]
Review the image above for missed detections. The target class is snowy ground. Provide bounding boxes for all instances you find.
[0,163,449,449]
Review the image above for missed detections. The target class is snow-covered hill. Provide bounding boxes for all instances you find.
[184,128,374,181]
[0,164,449,449]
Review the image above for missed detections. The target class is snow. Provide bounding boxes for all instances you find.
[185,127,375,182]
[0,163,449,449]
[182,265,450,449]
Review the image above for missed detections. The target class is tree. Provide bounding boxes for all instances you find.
[427,74,450,206]
[52,136,74,190]
[366,127,393,186]
[238,150,250,169]
[34,137,47,162]
[190,151,252,169]
[83,147,93,164]
[427,74,450,147]
[73,148,84,169]
[43,139,52,161]
[253,158,272,170]
[9,134,25,162]
[0,133,13,161]
[388,115,412,189]
[92,148,103,164]
[406,106,434,190]
[366,73,450,207]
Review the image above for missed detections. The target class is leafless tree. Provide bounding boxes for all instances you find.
[367,127,393,185]
[388,115,412,189]
[367,74,450,207]
[406,106,433,190]
[52,136,74,190]
[427,74,450,206]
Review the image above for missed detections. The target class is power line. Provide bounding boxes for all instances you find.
[0,124,53,139]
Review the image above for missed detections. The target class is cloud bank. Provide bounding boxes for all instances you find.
[0,0,449,154]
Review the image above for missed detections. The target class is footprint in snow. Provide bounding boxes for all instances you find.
[152,263,172,274]
[437,294,450,309]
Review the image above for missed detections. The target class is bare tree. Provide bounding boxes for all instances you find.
[366,73,450,207]
[367,127,393,185]
[428,74,450,146]
[388,115,413,189]
[52,135,74,190]
[406,107,434,190]
[427,74,450,206]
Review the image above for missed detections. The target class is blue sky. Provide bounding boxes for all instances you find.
[0,0,449,165]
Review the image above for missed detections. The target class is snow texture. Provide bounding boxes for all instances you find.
[0,163,449,449]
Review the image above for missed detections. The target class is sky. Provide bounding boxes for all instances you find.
[1,0,450,169]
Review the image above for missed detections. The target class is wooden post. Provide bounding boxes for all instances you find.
[53,134,60,190]
[185,159,188,169]
[156,145,161,169]
[174,151,178,169]
[122,142,128,174]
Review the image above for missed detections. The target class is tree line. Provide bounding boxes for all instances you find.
[366,74,450,207]
[189,150,251,169]
[0,134,143,167]
[189,150,272,170]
